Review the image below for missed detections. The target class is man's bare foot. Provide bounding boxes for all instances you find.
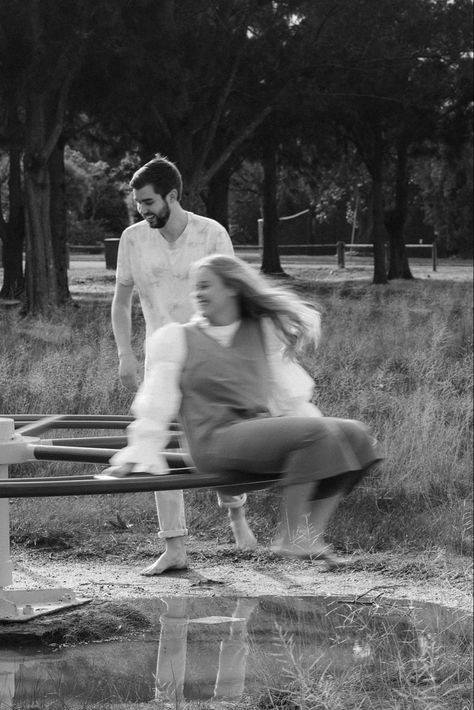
[229,509,257,550]
[140,538,188,576]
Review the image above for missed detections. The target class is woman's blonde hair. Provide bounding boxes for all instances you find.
[191,254,321,355]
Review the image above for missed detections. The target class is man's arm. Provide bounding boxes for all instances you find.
[216,226,235,256]
[111,281,141,391]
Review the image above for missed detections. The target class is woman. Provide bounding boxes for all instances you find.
[106,254,380,566]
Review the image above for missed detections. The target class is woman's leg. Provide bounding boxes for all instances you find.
[275,481,314,549]
[305,492,344,547]
[206,416,378,561]
[207,417,377,486]
[273,484,344,560]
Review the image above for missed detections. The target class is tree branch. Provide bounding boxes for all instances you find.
[193,23,250,178]
[41,70,76,163]
[201,105,273,185]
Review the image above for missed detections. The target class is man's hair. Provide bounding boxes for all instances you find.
[130,154,183,200]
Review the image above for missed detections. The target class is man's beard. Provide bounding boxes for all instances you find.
[148,203,171,229]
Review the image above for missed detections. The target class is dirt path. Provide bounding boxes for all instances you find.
[9,544,472,612]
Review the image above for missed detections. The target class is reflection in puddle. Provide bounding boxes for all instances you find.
[0,596,471,708]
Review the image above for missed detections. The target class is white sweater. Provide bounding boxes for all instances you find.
[111,317,322,474]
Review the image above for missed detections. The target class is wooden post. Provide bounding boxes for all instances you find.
[432,239,437,272]
[336,241,345,269]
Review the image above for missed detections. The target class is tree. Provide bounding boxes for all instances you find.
[72,1,275,208]
[413,143,473,257]
[0,14,25,299]
[64,148,129,244]
[382,0,472,276]
[260,126,286,275]
[0,137,24,300]
[232,0,345,273]
[20,0,90,311]
[286,0,472,282]
[0,0,127,313]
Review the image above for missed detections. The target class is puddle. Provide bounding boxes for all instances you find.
[0,596,471,708]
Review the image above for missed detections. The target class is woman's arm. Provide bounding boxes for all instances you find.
[108,323,187,475]
[262,319,323,418]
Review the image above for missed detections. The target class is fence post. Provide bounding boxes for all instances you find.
[104,238,120,269]
[432,239,437,272]
[336,241,345,269]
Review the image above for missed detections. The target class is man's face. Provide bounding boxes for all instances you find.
[133,185,171,229]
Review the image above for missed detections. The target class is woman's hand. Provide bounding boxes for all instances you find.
[97,463,136,478]
[97,459,170,478]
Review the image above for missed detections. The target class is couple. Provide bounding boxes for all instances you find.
[108,252,380,569]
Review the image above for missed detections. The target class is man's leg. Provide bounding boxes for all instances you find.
[154,598,188,703]
[216,492,257,550]
[213,598,259,701]
[141,490,189,576]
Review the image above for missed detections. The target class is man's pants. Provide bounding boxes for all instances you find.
[155,490,246,539]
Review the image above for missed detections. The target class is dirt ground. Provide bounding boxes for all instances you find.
[66,253,474,292]
[8,540,473,613]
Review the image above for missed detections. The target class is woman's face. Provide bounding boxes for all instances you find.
[192,266,237,323]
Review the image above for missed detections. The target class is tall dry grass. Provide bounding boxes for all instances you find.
[0,278,472,555]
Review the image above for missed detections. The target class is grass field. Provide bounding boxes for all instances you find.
[0,263,472,558]
[1,262,472,710]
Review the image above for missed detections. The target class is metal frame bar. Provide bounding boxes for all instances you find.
[10,414,134,422]
[0,415,280,499]
[0,470,278,498]
[28,444,190,465]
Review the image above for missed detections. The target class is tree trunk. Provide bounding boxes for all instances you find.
[386,136,414,280]
[369,126,387,285]
[23,164,59,313]
[23,94,59,313]
[49,138,71,303]
[0,146,25,299]
[22,64,78,314]
[261,137,285,275]
[371,175,387,284]
[204,164,230,229]
[173,132,206,213]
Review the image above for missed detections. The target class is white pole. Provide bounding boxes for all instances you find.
[0,417,89,621]
[0,418,14,589]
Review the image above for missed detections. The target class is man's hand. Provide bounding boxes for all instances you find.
[118,353,141,391]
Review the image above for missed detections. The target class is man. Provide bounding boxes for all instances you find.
[111,154,256,576]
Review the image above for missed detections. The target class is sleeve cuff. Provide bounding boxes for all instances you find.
[110,447,169,475]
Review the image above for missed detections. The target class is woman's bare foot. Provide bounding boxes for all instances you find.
[271,539,342,569]
[229,508,257,550]
[140,537,188,576]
